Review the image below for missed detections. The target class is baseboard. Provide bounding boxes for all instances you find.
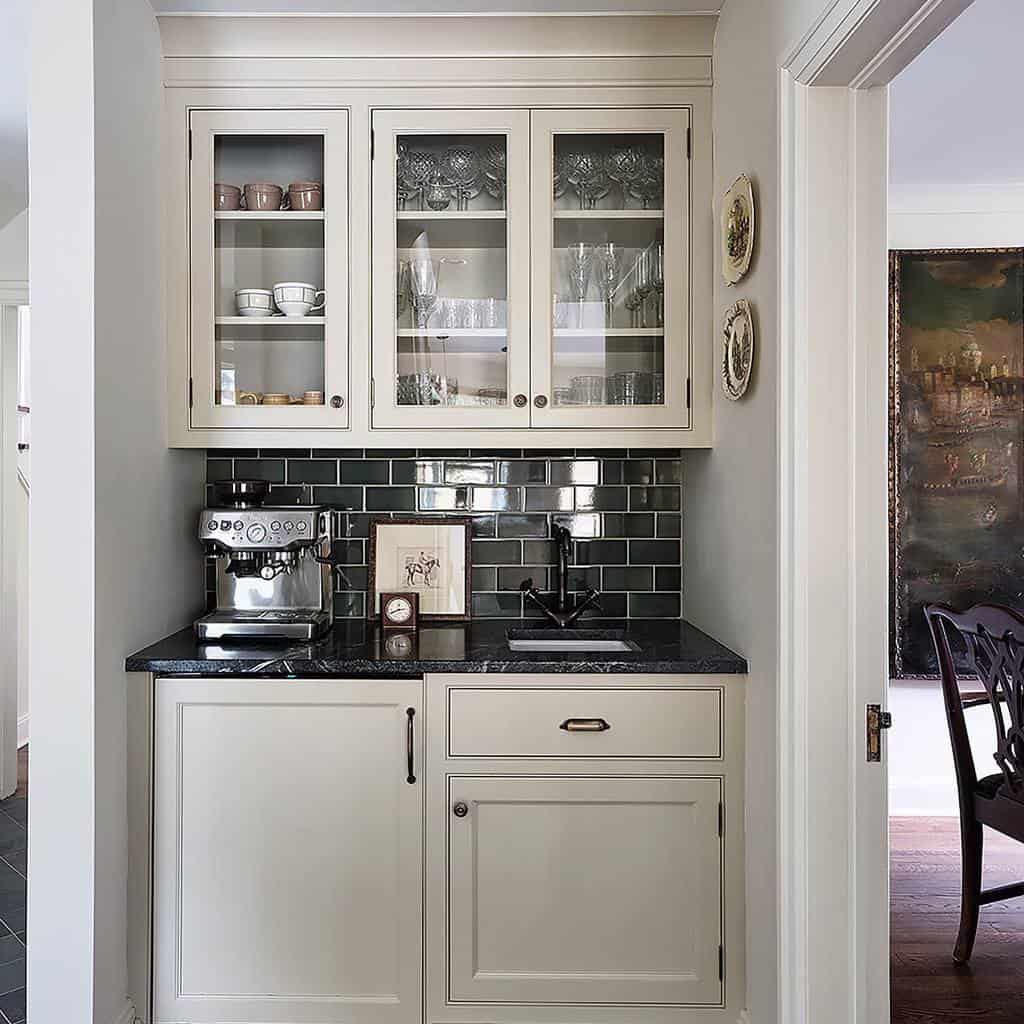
[111,999,138,1024]
[16,715,27,749]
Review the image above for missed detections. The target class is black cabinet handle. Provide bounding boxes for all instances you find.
[406,707,416,784]
[559,717,611,732]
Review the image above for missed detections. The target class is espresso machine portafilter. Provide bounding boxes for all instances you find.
[194,480,336,641]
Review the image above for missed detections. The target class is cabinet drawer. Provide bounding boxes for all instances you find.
[447,686,722,759]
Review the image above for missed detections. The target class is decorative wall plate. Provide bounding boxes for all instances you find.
[722,299,754,400]
[721,174,754,285]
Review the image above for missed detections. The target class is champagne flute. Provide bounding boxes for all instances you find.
[596,243,624,328]
[409,257,438,330]
[634,247,654,328]
[565,242,594,329]
[396,259,410,326]
[651,242,665,327]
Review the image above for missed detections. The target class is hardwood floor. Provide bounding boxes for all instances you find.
[892,816,1024,1023]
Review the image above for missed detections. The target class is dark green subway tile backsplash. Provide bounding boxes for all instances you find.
[204,449,684,619]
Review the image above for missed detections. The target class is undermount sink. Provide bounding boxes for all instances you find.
[505,628,640,653]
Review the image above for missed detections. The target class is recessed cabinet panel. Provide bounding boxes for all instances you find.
[189,110,349,428]
[530,109,691,428]
[153,678,422,1024]
[371,110,531,428]
[447,776,723,1007]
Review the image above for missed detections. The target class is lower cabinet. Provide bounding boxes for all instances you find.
[151,678,423,1024]
[145,673,744,1024]
[445,775,723,1006]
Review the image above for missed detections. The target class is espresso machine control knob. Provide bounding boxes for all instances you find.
[246,523,268,544]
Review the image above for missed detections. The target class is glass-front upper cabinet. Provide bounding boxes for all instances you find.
[189,110,349,428]
[371,110,531,427]
[530,109,690,428]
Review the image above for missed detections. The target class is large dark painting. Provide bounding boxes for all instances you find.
[890,249,1024,676]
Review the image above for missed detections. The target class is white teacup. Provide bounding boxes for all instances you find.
[272,281,325,317]
[234,288,275,317]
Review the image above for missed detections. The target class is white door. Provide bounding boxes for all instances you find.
[189,109,349,428]
[153,678,422,1024]
[446,775,723,1009]
[530,108,691,428]
[371,109,531,428]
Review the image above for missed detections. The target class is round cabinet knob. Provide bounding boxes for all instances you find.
[330,395,344,409]
[513,393,528,408]
[533,395,548,409]
[245,523,268,544]
[452,801,469,818]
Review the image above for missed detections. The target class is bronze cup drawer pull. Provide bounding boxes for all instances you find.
[559,717,611,733]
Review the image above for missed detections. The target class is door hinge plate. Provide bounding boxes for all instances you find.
[370,378,375,408]
[188,129,192,161]
[718,801,723,838]
[718,944,724,981]
[370,129,375,161]
[687,125,691,160]
[686,378,692,409]
[866,703,893,763]
[188,377,193,408]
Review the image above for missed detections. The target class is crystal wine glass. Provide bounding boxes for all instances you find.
[409,257,438,330]
[440,146,482,211]
[483,144,507,203]
[424,172,452,211]
[404,150,437,212]
[651,241,665,327]
[396,259,410,325]
[565,242,594,329]
[605,146,645,209]
[595,243,624,328]
[633,247,654,328]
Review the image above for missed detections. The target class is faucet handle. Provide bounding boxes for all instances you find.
[519,577,535,592]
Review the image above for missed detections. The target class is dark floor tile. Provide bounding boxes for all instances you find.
[0,854,23,880]
[340,461,390,485]
[0,984,25,1022]
[0,936,20,967]
[0,958,23,996]
[0,820,25,859]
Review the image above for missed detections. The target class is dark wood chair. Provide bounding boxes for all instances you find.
[925,603,1024,962]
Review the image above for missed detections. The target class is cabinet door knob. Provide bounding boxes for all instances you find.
[330,395,344,409]
[513,393,528,408]
[453,801,469,818]
[533,395,548,409]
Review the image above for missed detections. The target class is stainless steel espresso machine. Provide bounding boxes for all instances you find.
[195,480,335,641]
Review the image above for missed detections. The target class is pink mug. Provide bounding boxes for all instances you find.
[214,183,242,211]
[243,183,289,211]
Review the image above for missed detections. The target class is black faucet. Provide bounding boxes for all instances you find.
[521,523,602,628]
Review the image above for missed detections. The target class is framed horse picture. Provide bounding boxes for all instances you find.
[368,516,472,621]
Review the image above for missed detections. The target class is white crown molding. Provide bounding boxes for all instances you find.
[153,9,723,16]
[156,12,716,59]
[888,183,1024,249]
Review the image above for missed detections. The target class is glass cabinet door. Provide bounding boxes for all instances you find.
[189,110,348,428]
[371,110,531,428]
[530,109,690,428]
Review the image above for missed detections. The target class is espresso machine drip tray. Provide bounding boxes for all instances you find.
[196,609,332,642]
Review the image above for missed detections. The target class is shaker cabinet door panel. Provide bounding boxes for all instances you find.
[371,109,532,428]
[189,109,350,429]
[446,775,723,1008]
[529,108,691,429]
[153,678,422,1024]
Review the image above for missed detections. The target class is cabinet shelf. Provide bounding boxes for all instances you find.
[396,328,505,338]
[396,210,506,221]
[215,211,325,221]
[553,209,664,220]
[554,328,664,337]
[216,316,326,326]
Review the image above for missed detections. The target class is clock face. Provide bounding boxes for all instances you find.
[384,596,413,624]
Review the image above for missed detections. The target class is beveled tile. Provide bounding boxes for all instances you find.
[496,460,547,485]
[340,460,390,485]
[470,487,522,512]
[552,512,601,538]
[445,461,496,485]
[629,592,681,617]
[418,487,468,511]
[497,514,550,538]
[629,486,681,512]
[524,487,573,512]
[655,460,683,484]
[471,540,522,565]
[603,566,654,592]
[549,460,600,485]
[622,460,654,485]
[574,486,627,512]
[472,592,522,617]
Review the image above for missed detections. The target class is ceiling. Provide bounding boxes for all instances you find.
[151,1,721,12]
[0,0,28,231]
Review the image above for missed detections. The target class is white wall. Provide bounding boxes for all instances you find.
[684,2,835,1022]
[0,211,28,296]
[29,1,204,1021]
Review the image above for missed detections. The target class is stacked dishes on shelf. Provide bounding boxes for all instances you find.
[214,180,323,211]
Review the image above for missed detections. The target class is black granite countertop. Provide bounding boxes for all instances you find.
[125,619,746,677]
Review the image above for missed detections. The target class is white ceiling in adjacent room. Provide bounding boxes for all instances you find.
[0,0,28,230]
[151,0,721,12]
[890,0,1023,186]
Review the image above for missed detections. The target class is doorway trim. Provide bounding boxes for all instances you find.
[778,2,975,1023]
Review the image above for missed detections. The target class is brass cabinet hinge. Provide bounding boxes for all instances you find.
[866,703,893,763]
